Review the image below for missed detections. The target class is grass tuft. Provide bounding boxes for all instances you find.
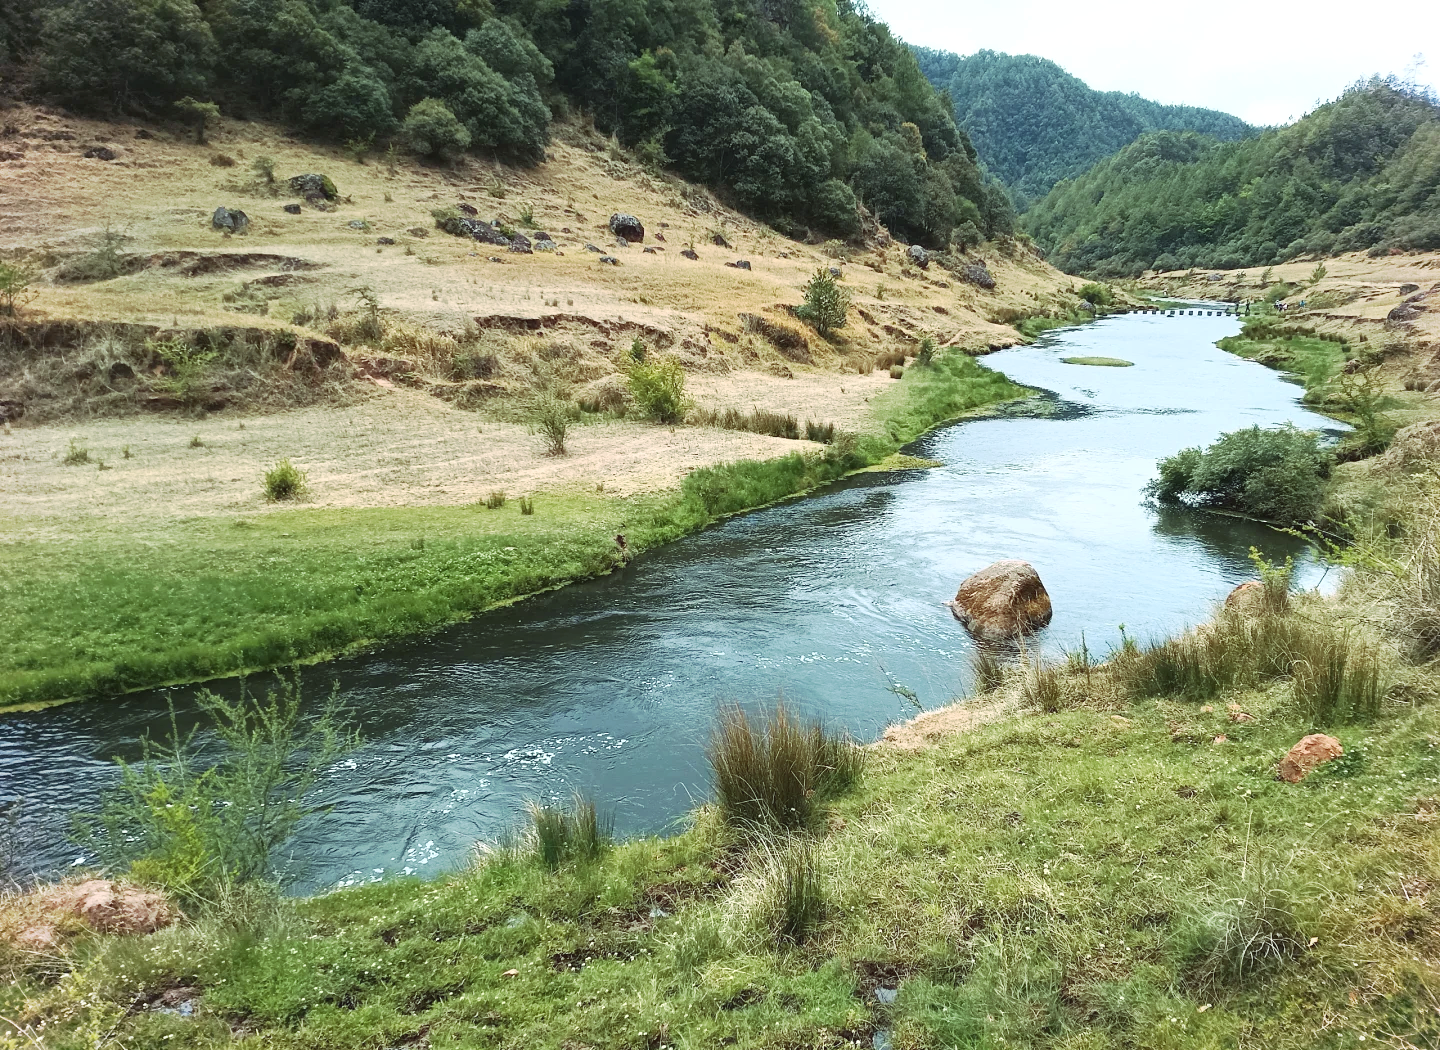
[526,793,612,869]
[262,459,308,502]
[708,703,863,832]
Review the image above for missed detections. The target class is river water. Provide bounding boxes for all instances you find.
[2,309,1340,890]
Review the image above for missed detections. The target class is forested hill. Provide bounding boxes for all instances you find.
[912,48,1253,205]
[1022,78,1440,277]
[0,0,1015,249]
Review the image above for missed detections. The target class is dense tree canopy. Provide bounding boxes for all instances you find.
[6,0,1014,245]
[912,48,1253,206]
[1022,79,1440,276]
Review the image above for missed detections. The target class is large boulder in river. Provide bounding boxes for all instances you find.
[947,560,1052,641]
[609,213,645,243]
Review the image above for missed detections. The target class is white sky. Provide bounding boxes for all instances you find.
[868,0,1439,126]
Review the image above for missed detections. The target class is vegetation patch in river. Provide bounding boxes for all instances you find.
[1061,356,1133,367]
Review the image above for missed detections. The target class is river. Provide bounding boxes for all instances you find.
[1,308,1340,890]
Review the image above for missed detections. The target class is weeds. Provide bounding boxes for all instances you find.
[526,793,612,869]
[485,490,506,509]
[689,406,802,440]
[62,438,89,465]
[916,335,936,367]
[1020,659,1065,713]
[263,459,308,502]
[708,703,863,832]
[804,419,835,444]
[189,434,205,448]
[150,338,219,409]
[519,496,534,515]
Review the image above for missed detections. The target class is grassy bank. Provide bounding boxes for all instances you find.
[8,659,1438,1048]
[1216,320,1351,403]
[0,352,1026,710]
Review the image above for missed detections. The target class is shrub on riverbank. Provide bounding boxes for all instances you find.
[1149,425,1331,524]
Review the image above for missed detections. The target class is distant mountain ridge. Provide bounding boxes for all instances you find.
[912,48,1255,204]
[1021,78,1440,276]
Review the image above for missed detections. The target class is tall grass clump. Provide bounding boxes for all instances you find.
[971,647,1006,692]
[1114,608,1301,701]
[708,703,863,831]
[1292,630,1389,725]
[1174,867,1313,989]
[525,793,612,869]
[1020,659,1065,712]
[263,459,308,502]
[753,838,825,945]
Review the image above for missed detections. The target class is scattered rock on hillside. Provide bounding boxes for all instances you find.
[1278,733,1343,783]
[907,244,930,268]
[711,231,732,248]
[643,246,658,253]
[82,146,116,161]
[654,232,666,242]
[287,173,338,201]
[376,237,395,245]
[598,255,620,265]
[283,203,301,215]
[457,202,478,216]
[726,259,751,270]
[680,248,699,260]
[609,213,645,242]
[211,207,249,234]
[1389,303,1425,324]
[961,263,996,290]
[828,266,842,277]
[534,238,557,252]
[1400,283,1420,295]
[947,560,1053,641]
[585,243,602,252]
[508,232,533,254]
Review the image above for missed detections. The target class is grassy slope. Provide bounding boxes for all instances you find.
[0,352,1025,709]
[12,682,1438,1049]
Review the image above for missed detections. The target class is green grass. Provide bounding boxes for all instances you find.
[1062,356,1133,367]
[11,687,1439,1049]
[1215,331,1349,401]
[0,351,1023,708]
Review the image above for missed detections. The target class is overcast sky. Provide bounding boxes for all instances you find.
[867,0,1438,126]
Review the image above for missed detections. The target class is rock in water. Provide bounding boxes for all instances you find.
[1224,580,1268,616]
[609,213,645,242]
[948,560,1052,641]
[1278,733,1343,783]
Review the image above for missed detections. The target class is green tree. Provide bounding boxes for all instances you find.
[175,96,220,144]
[402,97,471,160]
[796,268,850,337]
[38,0,215,113]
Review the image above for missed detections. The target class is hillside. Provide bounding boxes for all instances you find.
[1024,78,1440,276]
[0,0,1014,251]
[912,48,1253,204]
[0,103,1097,708]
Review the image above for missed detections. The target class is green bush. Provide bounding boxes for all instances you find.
[149,338,217,407]
[795,268,850,337]
[402,98,471,160]
[263,459,308,502]
[71,677,358,904]
[1149,425,1331,524]
[1077,282,1112,307]
[531,396,573,456]
[627,357,687,423]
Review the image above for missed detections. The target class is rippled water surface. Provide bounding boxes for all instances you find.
[3,310,1340,889]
